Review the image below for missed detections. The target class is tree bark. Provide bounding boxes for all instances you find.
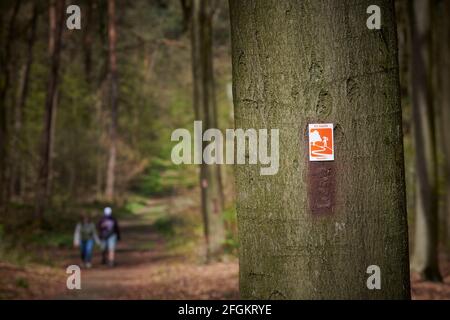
[11,3,39,198]
[191,0,225,258]
[230,0,410,299]
[83,0,94,82]
[435,0,450,257]
[180,0,192,33]
[0,0,21,213]
[105,0,119,201]
[409,0,442,281]
[35,0,64,221]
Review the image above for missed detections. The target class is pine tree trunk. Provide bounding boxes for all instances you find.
[35,0,64,221]
[191,0,225,258]
[409,0,442,282]
[105,0,119,201]
[229,0,410,299]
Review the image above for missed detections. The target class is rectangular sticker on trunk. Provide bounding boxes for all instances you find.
[308,123,334,161]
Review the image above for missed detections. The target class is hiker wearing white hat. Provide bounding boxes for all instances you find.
[104,207,112,216]
[97,207,121,267]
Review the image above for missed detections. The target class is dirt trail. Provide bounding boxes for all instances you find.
[53,199,239,299]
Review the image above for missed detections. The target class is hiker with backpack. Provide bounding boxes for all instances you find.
[97,207,121,267]
[73,213,101,268]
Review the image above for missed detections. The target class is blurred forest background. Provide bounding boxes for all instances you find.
[0,0,449,299]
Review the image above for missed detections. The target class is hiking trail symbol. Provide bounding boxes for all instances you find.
[308,123,334,161]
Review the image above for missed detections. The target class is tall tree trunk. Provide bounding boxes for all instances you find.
[11,3,39,198]
[48,88,59,194]
[0,0,21,213]
[229,0,410,299]
[95,80,106,199]
[83,0,94,82]
[191,0,224,258]
[395,0,415,245]
[409,0,442,281]
[105,0,119,201]
[35,0,64,222]
[435,0,450,256]
[180,0,192,33]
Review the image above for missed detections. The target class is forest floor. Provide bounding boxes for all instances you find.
[1,195,450,299]
[411,256,450,300]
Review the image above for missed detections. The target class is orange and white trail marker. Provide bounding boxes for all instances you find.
[308,123,334,161]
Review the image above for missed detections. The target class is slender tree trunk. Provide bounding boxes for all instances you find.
[83,0,94,82]
[205,14,225,211]
[105,0,119,201]
[395,0,415,245]
[11,3,39,198]
[35,0,64,221]
[94,3,107,201]
[443,1,450,257]
[409,0,442,281]
[435,0,450,256]
[48,88,59,194]
[95,81,106,199]
[0,1,21,213]
[191,0,224,258]
[180,0,192,33]
[230,0,410,299]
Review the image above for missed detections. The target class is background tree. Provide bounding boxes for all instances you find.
[0,0,21,214]
[229,0,410,299]
[434,0,450,256]
[82,0,94,82]
[11,2,39,199]
[105,0,119,201]
[409,0,442,281]
[190,0,225,258]
[35,0,65,221]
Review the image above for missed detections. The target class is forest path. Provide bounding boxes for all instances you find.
[53,197,239,299]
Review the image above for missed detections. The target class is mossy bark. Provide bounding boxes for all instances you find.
[229,0,410,299]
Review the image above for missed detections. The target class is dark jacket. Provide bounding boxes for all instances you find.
[97,216,121,241]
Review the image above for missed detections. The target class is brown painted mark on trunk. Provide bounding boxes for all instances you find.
[308,161,336,215]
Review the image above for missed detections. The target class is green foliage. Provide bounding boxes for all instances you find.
[27,232,73,249]
[132,157,197,196]
[153,215,179,238]
[125,199,147,215]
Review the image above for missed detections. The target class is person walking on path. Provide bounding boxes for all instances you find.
[98,207,121,267]
[73,213,101,268]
